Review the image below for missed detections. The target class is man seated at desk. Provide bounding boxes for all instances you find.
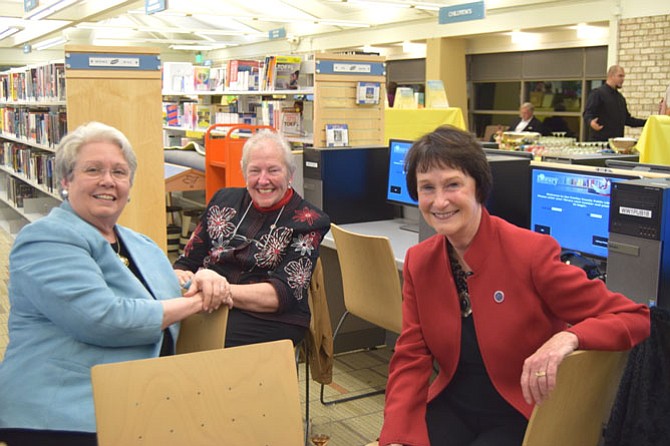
[491,102,547,142]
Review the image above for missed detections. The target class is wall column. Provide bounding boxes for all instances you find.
[426,37,468,129]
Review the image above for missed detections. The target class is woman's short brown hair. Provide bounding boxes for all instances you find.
[405,125,492,204]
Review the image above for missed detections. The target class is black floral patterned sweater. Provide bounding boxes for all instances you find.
[174,187,330,328]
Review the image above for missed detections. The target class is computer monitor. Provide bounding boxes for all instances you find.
[386,138,418,207]
[482,147,535,160]
[605,159,670,174]
[529,165,640,260]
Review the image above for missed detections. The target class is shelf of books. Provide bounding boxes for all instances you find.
[161,55,315,149]
[0,61,66,236]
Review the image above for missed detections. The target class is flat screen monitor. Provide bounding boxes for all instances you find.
[386,138,418,207]
[605,159,670,174]
[529,165,640,260]
[483,148,535,160]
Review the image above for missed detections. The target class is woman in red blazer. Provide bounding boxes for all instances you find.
[378,125,650,446]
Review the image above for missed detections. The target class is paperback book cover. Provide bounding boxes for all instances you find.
[325,124,349,147]
[425,80,449,108]
[273,56,302,90]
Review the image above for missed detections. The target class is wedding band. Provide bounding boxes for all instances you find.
[535,371,547,378]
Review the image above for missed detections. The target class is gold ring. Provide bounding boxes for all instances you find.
[535,371,547,378]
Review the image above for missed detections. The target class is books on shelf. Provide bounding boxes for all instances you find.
[265,55,302,91]
[1,107,67,148]
[227,60,261,91]
[280,106,302,136]
[193,66,211,92]
[425,80,449,108]
[162,62,195,93]
[325,124,349,147]
[0,62,66,102]
[1,141,56,194]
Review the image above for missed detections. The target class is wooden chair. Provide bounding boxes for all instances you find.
[320,223,403,405]
[92,339,303,446]
[362,349,628,446]
[522,349,629,446]
[175,305,229,354]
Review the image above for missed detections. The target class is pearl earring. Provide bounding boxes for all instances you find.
[61,189,69,199]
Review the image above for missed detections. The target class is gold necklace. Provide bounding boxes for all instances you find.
[114,239,130,267]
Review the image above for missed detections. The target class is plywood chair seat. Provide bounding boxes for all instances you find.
[175,305,229,354]
[362,350,628,446]
[92,339,303,446]
[320,223,403,405]
[522,349,628,446]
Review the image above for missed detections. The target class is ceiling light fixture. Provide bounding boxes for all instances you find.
[25,0,82,20]
[33,36,67,50]
[0,27,21,40]
[170,44,233,51]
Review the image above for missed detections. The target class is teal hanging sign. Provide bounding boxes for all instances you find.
[269,28,287,40]
[24,0,38,12]
[146,0,167,15]
[439,1,485,25]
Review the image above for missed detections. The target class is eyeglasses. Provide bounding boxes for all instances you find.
[78,166,130,181]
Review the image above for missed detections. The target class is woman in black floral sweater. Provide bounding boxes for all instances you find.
[174,131,330,347]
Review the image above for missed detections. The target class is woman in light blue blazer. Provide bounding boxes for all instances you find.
[0,122,229,446]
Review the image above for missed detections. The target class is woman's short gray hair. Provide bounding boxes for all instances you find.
[240,130,296,180]
[55,121,138,187]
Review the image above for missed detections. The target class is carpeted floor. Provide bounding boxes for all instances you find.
[0,226,388,445]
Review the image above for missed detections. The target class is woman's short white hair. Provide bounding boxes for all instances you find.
[55,121,137,186]
[240,130,296,179]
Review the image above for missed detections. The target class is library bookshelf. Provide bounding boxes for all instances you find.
[0,62,66,236]
[0,46,167,251]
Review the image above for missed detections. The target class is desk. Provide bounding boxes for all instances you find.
[164,163,206,193]
[385,108,466,142]
[322,219,418,270]
[637,115,670,165]
[320,219,418,352]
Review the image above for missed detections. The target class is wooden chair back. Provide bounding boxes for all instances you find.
[92,339,303,446]
[522,349,629,446]
[175,305,229,354]
[330,223,402,334]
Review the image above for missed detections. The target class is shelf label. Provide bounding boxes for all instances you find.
[89,57,140,68]
[316,60,385,76]
[65,52,161,71]
[439,1,485,25]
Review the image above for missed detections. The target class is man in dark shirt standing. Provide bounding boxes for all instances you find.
[583,65,646,141]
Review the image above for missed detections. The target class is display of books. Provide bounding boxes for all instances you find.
[273,55,302,90]
[325,123,349,147]
[357,82,381,105]
[193,66,211,91]
[393,87,416,109]
[425,80,449,108]
[280,107,302,135]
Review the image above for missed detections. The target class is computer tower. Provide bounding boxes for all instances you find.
[303,146,395,224]
[607,177,670,308]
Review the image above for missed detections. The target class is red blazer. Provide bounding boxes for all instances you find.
[379,209,650,446]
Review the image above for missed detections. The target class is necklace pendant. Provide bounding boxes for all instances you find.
[460,291,472,318]
[117,254,130,267]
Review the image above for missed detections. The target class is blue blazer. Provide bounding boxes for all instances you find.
[0,201,181,433]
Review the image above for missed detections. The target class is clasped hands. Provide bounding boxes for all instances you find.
[175,269,233,313]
